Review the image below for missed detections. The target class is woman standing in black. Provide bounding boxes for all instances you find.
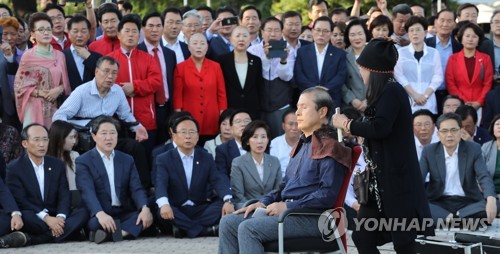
[332,38,433,253]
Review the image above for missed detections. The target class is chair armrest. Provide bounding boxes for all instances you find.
[278,208,324,223]
[242,199,259,208]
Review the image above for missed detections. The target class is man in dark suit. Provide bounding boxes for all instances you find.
[0,177,24,248]
[155,116,234,238]
[482,85,500,129]
[5,124,88,247]
[206,6,238,60]
[215,110,252,178]
[455,105,492,145]
[420,113,497,225]
[138,12,177,145]
[161,7,190,64]
[76,116,153,244]
[0,50,20,129]
[63,15,102,91]
[425,9,463,114]
[294,16,346,109]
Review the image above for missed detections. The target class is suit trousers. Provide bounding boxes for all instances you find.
[0,213,11,236]
[429,195,486,222]
[87,207,142,238]
[160,200,223,238]
[218,212,321,254]
[21,207,89,243]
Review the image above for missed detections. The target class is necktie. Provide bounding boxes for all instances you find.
[153,48,167,105]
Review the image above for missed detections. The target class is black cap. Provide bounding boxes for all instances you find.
[356,38,398,73]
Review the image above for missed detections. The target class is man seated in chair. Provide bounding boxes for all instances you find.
[155,116,234,238]
[218,86,351,254]
[76,116,153,244]
[420,112,497,227]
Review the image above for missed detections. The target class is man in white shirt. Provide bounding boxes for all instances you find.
[270,108,301,177]
[5,124,88,247]
[420,113,497,227]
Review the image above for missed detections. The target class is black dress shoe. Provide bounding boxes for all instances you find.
[172,225,186,239]
[94,229,109,244]
[0,231,27,248]
[211,224,219,237]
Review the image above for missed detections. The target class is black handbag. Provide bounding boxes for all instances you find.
[353,168,370,205]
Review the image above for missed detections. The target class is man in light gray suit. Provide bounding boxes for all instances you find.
[420,112,497,225]
[230,121,282,209]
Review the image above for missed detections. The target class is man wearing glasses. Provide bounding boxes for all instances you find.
[420,112,498,228]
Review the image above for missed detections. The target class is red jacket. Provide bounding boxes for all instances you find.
[446,50,493,106]
[173,57,227,135]
[108,48,162,130]
[89,34,121,56]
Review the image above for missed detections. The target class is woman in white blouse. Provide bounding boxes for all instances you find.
[394,16,443,114]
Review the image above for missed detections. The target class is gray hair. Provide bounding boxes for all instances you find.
[436,112,462,130]
[302,86,334,120]
[183,9,202,24]
[96,56,120,69]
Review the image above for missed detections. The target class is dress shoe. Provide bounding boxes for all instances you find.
[172,225,186,239]
[0,231,27,248]
[94,229,109,244]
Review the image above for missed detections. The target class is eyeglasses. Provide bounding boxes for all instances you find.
[34,27,53,33]
[176,130,198,137]
[438,128,460,134]
[98,68,119,76]
[313,28,331,35]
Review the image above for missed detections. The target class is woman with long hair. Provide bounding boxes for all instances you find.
[47,120,79,190]
[332,38,433,253]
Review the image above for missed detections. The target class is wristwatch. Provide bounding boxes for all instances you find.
[11,211,22,217]
[224,198,233,204]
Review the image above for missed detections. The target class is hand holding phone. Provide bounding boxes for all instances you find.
[267,39,287,59]
[221,17,238,26]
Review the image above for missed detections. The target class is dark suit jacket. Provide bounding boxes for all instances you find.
[0,177,18,213]
[425,36,463,53]
[0,52,15,116]
[217,51,263,118]
[180,41,191,60]
[294,43,347,108]
[482,85,500,128]
[151,142,175,185]
[137,42,177,110]
[420,140,496,202]
[215,139,241,177]
[474,126,492,146]
[478,37,495,69]
[75,148,148,216]
[0,155,5,181]
[62,47,102,91]
[207,35,232,61]
[155,147,231,207]
[6,154,70,216]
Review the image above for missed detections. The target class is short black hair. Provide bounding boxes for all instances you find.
[442,94,464,108]
[171,115,199,133]
[142,11,163,27]
[308,0,329,11]
[301,25,311,34]
[344,18,370,48]
[281,10,302,23]
[260,16,282,31]
[239,5,261,21]
[96,56,120,69]
[241,120,271,152]
[229,109,252,126]
[457,3,478,17]
[196,5,214,19]
[42,3,65,17]
[369,15,393,37]
[219,109,235,127]
[118,14,141,32]
[21,123,48,141]
[488,115,500,138]
[313,16,334,31]
[215,6,237,18]
[436,9,456,20]
[456,21,484,47]
[412,109,435,123]
[0,3,13,16]
[341,107,362,121]
[281,108,296,123]
[455,105,478,124]
[161,7,182,21]
[436,112,462,129]
[122,2,133,12]
[98,3,122,23]
[166,111,193,137]
[329,7,347,19]
[91,116,120,135]
[404,15,428,32]
[392,4,413,17]
[67,15,91,31]
[427,16,436,26]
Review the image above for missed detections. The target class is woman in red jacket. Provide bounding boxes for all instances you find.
[173,33,227,145]
[446,22,493,110]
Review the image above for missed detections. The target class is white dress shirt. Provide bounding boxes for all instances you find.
[314,43,328,78]
[270,134,294,177]
[253,157,265,182]
[53,34,68,49]
[414,131,440,161]
[247,42,294,82]
[162,36,185,64]
[70,45,85,80]
[96,149,121,206]
[235,140,247,156]
[144,40,170,100]
[443,144,465,196]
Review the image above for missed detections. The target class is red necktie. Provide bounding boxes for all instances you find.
[153,48,167,105]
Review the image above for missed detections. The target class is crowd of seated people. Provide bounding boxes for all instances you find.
[1,0,500,252]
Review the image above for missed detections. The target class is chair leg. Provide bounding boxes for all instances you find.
[278,222,284,254]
